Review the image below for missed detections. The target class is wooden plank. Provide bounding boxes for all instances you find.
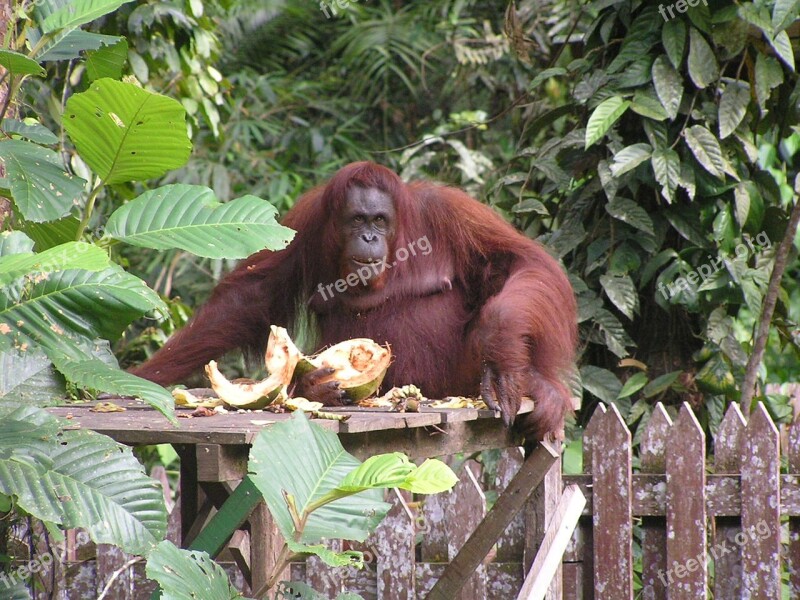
[639,403,671,600]
[666,403,706,600]
[591,404,632,600]
[740,403,781,599]
[495,448,526,561]
[573,403,604,600]
[445,460,487,600]
[712,403,745,599]
[196,444,249,482]
[306,540,344,595]
[425,443,559,600]
[524,445,562,598]
[789,420,800,597]
[372,489,416,599]
[339,411,443,433]
[517,485,586,600]
[249,500,288,594]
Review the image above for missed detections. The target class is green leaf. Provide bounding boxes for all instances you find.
[773,0,800,32]
[0,231,35,256]
[718,80,750,139]
[652,56,683,120]
[63,79,191,184]
[606,197,655,235]
[146,541,249,600]
[36,0,136,34]
[755,53,784,111]
[0,140,86,223]
[662,19,686,69]
[600,273,638,320]
[684,125,725,178]
[651,147,681,202]
[402,458,458,494]
[0,347,65,408]
[2,118,59,144]
[642,371,682,398]
[688,28,719,88]
[734,182,750,227]
[22,216,82,250]
[0,50,45,77]
[593,308,635,358]
[0,406,167,555]
[0,266,166,352]
[630,88,668,121]
[35,31,122,62]
[106,185,296,259]
[769,30,795,71]
[617,372,648,400]
[286,539,365,569]
[585,97,630,149]
[580,366,622,404]
[0,242,110,286]
[48,352,176,424]
[85,39,128,81]
[249,412,389,544]
[610,143,653,178]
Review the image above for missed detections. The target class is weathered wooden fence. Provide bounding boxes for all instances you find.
[8,396,800,599]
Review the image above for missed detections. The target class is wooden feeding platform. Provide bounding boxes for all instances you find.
[45,399,578,598]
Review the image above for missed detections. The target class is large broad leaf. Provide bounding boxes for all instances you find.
[755,53,784,111]
[688,28,719,89]
[684,125,725,178]
[769,30,795,71]
[249,411,389,544]
[147,541,251,600]
[585,97,629,149]
[0,50,45,77]
[0,266,166,352]
[580,365,622,405]
[0,140,86,223]
[773,0,800,32]
[0,231,35,256]
[106,185,296,259]
[718,81,750,139]
[35,0,135,34]
[652,56,683,120]
[0,242,110,286]
[34,30,122,62]
[0,348,65,408]
[85,39,128,81]
[605,197,654,235]
[0,406,167,555]
[63,79,191,184]
[48,352,175,424]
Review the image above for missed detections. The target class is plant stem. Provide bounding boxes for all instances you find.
[740,189,800,415]
[76,181,105,240]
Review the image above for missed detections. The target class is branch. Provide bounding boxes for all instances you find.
[740,181,800,415]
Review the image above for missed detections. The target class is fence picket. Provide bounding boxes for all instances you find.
[740,403,781,599]
[712,403,746,598]
[666,403,706,600]
[445,460,487,600]
[373,489,416,600]
[591,404,632,600]
[789,420,800,596]
[639,403,672,600]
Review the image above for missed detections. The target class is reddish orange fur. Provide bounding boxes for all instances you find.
[130,162,577,440]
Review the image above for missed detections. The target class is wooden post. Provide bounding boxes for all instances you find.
[789,419,800,596]
[639,404,672,600]
[517,485,586,600]
[591,404,632,599]
[426,443,559,600]
[525,446,562,599]
[713,403,746,598]
[666,403,707,600]
[740,403,781,599]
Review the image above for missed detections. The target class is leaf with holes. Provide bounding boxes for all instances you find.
[688,28,718,89]
[0,406,166,555]
[0,140,86,223]
[106,184,295,259]
[652,56,683,120]
[719,80,750,139]
[585,97,630,149]
[63,79,191,184]
[684,125,725,178]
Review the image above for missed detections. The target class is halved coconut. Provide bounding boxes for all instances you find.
[205,326,300,409]
[302,339,391,401]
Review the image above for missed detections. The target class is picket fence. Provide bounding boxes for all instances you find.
[8,393,800,599]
